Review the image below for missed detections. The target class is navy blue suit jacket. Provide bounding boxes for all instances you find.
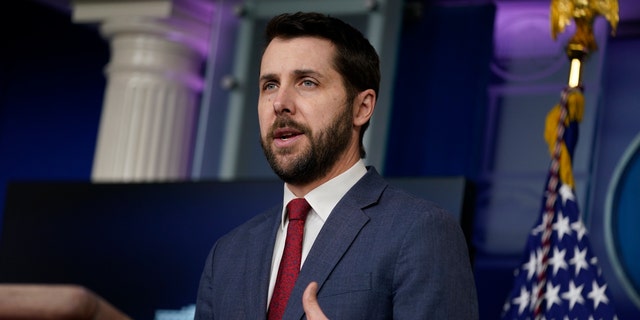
[195,167,478,319]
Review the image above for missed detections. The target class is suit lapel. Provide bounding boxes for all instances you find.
[284,168,387,319]
[246,206,282,319]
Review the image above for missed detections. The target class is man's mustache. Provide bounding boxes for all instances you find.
[268,117,309,138]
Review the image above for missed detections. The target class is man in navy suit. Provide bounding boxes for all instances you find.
[195,12,478,319]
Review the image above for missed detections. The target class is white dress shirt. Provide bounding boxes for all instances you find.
[266,159,368,306]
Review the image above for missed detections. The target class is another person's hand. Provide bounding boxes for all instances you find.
[302,282,328,320]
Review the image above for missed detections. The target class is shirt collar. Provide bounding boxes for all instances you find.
[280,159,367,229]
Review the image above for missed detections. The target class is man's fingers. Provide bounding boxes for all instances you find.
[302,282,328,320]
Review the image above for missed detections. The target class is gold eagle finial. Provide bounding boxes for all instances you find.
[550,0,619,52]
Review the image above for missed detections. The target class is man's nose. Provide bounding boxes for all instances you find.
[273,86,295,115]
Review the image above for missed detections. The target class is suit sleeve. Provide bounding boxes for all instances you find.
[392,208,479,319]
[194,243,217,320]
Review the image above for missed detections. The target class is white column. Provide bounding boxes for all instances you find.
[73,0,214,182]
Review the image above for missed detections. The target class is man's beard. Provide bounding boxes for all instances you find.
[260,105,353,186]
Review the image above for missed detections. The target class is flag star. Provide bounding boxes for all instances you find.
[561,280,585,310]
[549,247,568,276]
[571,220,587,241]
[530,282,541,312]
[588,280,609,309]
[590,257,603,276]
[502,299,511,313]
[532,223,544,236]
[553,210,572,240]
[532,213,550,236]
[545,282,562,310]
[512,286,531,315]
[570,247,589,276]
[535,248,545,277]
[523,252,537,280]
[559,183,575,205]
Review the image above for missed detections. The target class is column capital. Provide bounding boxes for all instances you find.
[72,0,214,56]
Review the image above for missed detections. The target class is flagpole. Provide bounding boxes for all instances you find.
[566,45,586,88]
[531,1,620,319]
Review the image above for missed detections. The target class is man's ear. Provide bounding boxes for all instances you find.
[353,89,376,127]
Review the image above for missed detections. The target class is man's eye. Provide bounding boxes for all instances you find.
[301,80,316,87]
[263,83,277,91]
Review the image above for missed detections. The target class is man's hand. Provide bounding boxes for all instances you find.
[302,282,328,320]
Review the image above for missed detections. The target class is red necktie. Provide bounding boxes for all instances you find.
[267,198,311,320]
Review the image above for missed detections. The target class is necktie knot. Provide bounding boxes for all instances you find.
[286,198,310,221]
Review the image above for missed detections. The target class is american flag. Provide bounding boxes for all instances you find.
[501,88,618,320]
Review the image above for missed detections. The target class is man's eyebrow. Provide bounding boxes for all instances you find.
[259,73,277,83]
[293,69,321,77]
[259,69,323,83]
